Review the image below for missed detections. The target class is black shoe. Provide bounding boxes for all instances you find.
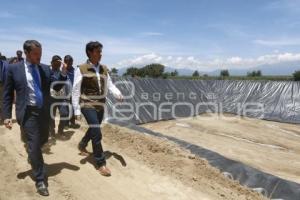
[58,128,64,135]
[36,181,49,196]
[64,125,69,131]
[70,123,80,129]
[78,142,85,151]
[49,129,55,138]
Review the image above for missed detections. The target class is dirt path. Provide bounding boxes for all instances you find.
[141,113,300,184]
[0,114,264,200]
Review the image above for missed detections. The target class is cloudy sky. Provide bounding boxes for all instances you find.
[1,0,300,72]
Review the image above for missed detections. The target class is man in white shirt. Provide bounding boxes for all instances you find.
[72,41,123,176]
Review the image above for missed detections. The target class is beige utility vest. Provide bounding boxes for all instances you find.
[79,63,109,111]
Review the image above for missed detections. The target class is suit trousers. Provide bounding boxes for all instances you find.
[22,106,49,182]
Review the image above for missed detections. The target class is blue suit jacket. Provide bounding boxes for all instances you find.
[2,61,67,126]
[0,60,8,84]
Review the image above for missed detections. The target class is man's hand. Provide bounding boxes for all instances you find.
[59,60,68,75]
[4,119,13,130]
[116,94,124,102]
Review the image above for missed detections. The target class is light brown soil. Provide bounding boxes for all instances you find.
[141,113,300,184]
[0,111,265,200]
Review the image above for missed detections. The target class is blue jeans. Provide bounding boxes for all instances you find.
[80,108,105,167]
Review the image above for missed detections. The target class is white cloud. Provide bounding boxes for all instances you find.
[187,56,195,61]
[1,25,300,73]
[116,53,159,66]
[0,26,175,66]
[113,52,300,72]
[176,57,183,62]
[227,57,242,64]
[254,38,300,46]
[167,56,173,60]
[141,32,164,37]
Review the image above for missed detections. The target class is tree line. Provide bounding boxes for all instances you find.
[110,63,300,81]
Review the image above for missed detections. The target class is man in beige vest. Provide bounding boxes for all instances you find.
[72,41,123,176]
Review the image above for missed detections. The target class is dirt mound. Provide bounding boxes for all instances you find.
[102,124,265,200]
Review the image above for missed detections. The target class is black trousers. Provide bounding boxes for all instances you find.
[68,99,76,126]
[22,106,49,182]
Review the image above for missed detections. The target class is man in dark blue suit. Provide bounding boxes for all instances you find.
[2,40,68,196]
[0,59,8,124]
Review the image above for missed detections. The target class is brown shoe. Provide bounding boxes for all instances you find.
[98,166,111,176]
[78,143,90,156]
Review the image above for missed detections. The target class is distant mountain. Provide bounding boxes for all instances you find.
[164,66,199,76]
[209,62,300,76]
[252,62,300,75]
[115,66,203,76]
[115,61,300,76]
[116,67,127,76]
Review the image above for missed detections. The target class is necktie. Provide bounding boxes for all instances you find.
[30,64,43,107]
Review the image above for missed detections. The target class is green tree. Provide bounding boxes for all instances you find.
[123,63,166,78]
[256,70,262,77]
[192,70,200,77]
[110,68,118,76]
[162,72,171,79]
[247,70,262,77]
[220,69,230,77]
[293,70,300,81]
[111,68,118,74]
[170,70,178,76]
[142,63,165,78]
[123,67,139,77]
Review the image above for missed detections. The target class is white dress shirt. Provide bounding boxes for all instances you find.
[72,63,122,115]
[24,60,42,106]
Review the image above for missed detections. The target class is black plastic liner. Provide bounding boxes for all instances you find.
[108,119,300,200]
[105,78,300,199]
[107,78,300,124]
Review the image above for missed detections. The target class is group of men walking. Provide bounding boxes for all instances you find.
[0,40,123,196]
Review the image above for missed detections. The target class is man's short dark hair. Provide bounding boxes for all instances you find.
[23,40,42,53]
[64,55,73,61]
[51,55,62,62]
[0,52,4,61]
[9,57,18,64]
[16,50,22,55]
[86,41,103,58]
